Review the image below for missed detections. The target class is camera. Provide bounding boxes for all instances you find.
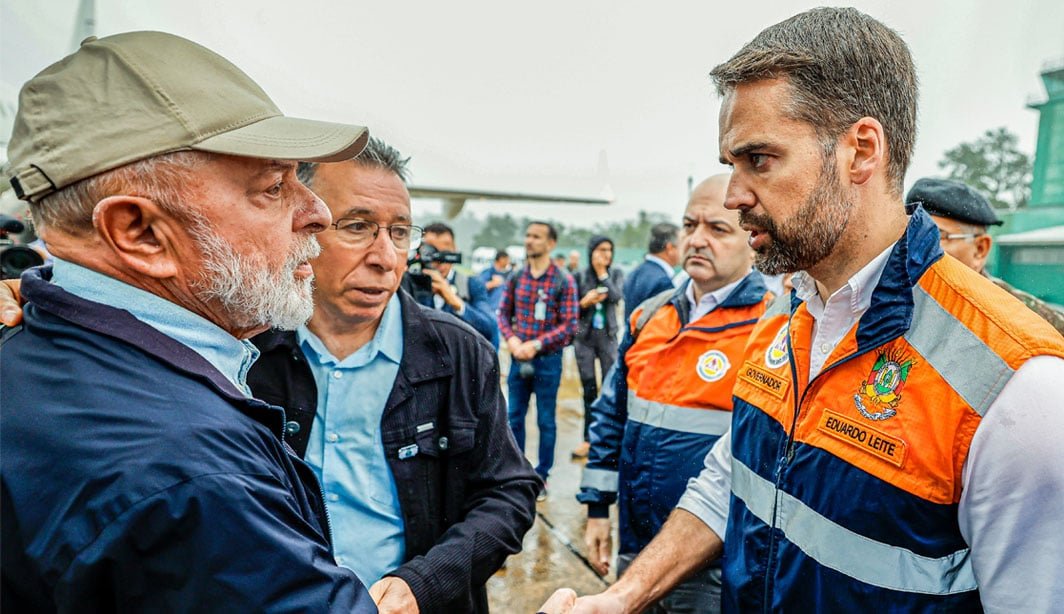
[0,214,44,280]
[401,243,463,304]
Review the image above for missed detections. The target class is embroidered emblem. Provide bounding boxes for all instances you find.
[853,348,915,421]
[738,361,789,400]
[764,323,790,369]
[818,410,906,467]
[696,349,731,382]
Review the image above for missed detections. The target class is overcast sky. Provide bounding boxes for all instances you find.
[3,0,1062,226]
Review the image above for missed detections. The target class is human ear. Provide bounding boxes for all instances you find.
[973,235,993,265]
[845,117,886,186]
[92,196,183,279]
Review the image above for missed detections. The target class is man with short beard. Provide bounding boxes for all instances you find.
[545,7,1064,613]
[1,32,376,611]
[576,175,769,614]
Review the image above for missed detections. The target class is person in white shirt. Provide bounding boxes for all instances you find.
[542,7,1064,613]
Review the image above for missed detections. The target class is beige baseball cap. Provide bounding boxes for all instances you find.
[7,31,369,202]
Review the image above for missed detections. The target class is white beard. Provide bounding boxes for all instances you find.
[189,219,320,331]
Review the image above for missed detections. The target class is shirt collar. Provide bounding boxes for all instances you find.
[645,254,674,278]
[297,292,404,368]
[793,243,894,321]
[685,276,745,320]
[50,257,260,396]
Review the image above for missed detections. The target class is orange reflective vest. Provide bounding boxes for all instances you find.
[723,210,1064,611]
[580,272,771,554]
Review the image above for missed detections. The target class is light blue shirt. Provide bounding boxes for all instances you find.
[50,257,259,395]
[297,293,405,584]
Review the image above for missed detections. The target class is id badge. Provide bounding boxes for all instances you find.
[534,299,547,321]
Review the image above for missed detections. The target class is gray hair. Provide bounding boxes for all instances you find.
[648,222,679,254]
[297,137,410,189]
[710,7,918,195]
[30,151,212,234]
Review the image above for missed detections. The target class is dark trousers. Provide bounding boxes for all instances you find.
[574,329,618,441]
[507,351,563,479]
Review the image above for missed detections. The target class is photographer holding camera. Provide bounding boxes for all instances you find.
[406,222,498,347]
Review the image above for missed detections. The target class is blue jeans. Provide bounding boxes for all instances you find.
[507,351,563,479]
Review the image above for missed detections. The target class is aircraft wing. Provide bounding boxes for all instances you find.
[408,185,612,218]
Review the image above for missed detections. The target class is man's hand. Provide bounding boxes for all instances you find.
[507,336,536,361]
[1,279,23,326]
[423,268,464,310]
[539,589,630,614]
[517,340,540,361]
[485,274,505,290]
[369,577,419,614]
[585,518,612,576]
[538,588,577,614]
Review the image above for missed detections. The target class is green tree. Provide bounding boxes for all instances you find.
[472,213,521,250]
[937,127,1032,212]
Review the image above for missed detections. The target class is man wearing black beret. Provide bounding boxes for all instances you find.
[907,177,1064,334]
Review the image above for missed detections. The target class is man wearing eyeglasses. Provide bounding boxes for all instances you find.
[908,177,1064,334]
[247,138,539,614]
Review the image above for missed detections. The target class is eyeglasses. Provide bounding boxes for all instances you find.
[330,218,423,250]
[939,232,983,243]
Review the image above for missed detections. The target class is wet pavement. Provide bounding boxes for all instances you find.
[487,351,618,612]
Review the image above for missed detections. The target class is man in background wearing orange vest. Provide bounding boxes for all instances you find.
[577,174,770,613]
[546,7,1064,613]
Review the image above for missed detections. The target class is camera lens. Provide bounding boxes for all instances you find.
[1,246,45,280]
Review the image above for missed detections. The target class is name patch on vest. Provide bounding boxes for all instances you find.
[818,410,906,467]
[739,361,789,400]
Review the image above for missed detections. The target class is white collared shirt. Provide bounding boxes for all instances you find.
[685,276,745,322]
[791,245,892,379]
[677,242,1064,611]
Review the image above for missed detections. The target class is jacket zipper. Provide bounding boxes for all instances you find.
[761,324,868,611]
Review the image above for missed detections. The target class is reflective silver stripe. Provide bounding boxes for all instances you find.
[731,458,977,595]
[905,285,1013,416]
[580,467,619,492]
[628,396,731,436]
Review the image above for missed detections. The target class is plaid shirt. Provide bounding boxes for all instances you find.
[497,263,579,355]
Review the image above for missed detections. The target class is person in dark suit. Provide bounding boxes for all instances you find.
[623,222,681,321]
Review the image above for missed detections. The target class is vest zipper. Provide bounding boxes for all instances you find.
[763,331,871,610]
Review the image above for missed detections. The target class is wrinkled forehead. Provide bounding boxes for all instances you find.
[683,200,742,228]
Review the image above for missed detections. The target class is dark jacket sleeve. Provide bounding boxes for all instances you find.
[576,327,635,517]
[387,339,538,611]
[59,473,375,613]
[455,274,499,349]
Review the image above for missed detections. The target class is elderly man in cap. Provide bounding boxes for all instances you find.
[908,177,1064,334]
[1,32,376,611]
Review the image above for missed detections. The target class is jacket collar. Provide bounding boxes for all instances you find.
[21,266,263,407]
[670,269,769,325]
[394,289,454,384]
[787,205,943,351]
[253,290,453,386]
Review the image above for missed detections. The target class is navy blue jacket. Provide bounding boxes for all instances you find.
[622,258,675,322]
[249,290,539,613]
[1,267,374,613]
